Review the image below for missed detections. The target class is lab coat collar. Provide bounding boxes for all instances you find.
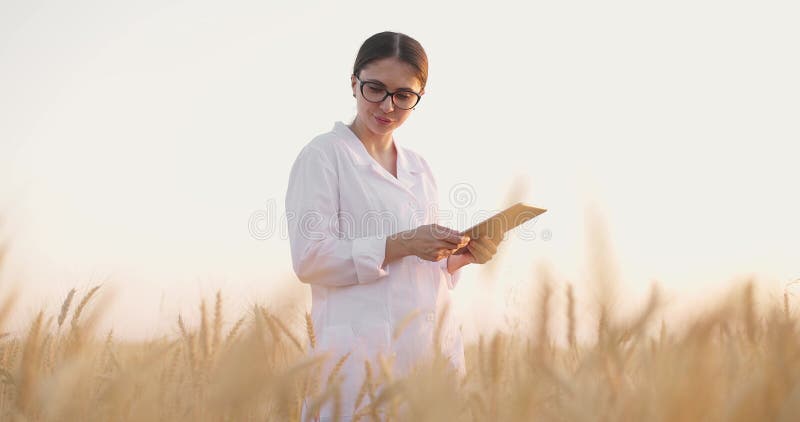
[333,121,424,193]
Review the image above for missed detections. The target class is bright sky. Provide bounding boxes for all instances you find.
[1,0,798,341]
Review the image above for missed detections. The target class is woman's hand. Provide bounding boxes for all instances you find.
[400,224,470,262]
[461,236,499,265]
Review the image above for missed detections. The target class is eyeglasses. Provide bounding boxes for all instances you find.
[354,74,422,110]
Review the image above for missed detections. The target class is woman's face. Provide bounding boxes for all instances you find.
[350,56,424,137]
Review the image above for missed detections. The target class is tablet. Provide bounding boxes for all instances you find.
[452,202,547,255]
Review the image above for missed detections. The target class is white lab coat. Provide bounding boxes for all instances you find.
[285,121,465,420]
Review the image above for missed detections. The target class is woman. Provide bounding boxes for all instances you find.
[285,31,499,421]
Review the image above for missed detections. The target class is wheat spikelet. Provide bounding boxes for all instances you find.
[17,310,43,417]
[432,302,451,359]
[0,341,8,368]
[99,328,115,374]
[534,277,553,360]
[156,340,180,419]
[743,282,757,344]
[199,299,210,363]
[177,313,191,364]
[41,333,52,374]
[224,316,246,349]
[212,290,222,356]
[392,309,421,342]
[267,311,303,352]
[377,353,398,420]
[57,288,76,330]
[303,378,337,422]
[618,283,661,346]
[0,287,19,333]
[327,352,351,386]
[303,367,321,418]
[597,307,609,347]
[177,314,189,339]
[177,314,199,373]
[252,304,271,362]
[71,285,101,327]
[566,283,576,351]
[364,360,379,421]
[186,332,198,374]
[477,334,488,387]
[7,339,19,370]
[784,291,790,321]
[489,332,504,385]
[163,340,180,383]
[257,306,279,343]
[353,369,369,415]
[377,353,394,384]
[305,312,316,350]
[324,352,351,422]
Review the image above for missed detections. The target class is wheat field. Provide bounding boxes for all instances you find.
[1,247,799,421]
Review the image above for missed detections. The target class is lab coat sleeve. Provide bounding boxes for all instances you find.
[439,255,463,290]
[285,145,390,287]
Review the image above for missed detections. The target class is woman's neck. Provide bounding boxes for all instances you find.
[348,116,393,157]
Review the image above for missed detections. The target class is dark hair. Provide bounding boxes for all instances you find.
[352,31,429,91]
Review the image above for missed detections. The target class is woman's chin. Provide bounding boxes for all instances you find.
[368,122,393,134]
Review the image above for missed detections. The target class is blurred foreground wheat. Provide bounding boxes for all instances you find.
[0,238,799,420]
[0,281,798,421]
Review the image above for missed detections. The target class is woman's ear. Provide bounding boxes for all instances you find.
[351,74,357,98]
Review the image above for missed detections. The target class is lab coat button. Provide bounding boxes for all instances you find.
[426,312,435,322]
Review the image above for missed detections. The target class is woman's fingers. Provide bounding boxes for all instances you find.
[430,224,466,246]
[439,237,469,252]
[467,241,491,263]
[466,243,485,263]
[412,225,472,261]
[478,237,498,255]
[466,237,499,263]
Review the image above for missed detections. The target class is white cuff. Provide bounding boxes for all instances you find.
[440,256,463,290]
[352,236,390,284]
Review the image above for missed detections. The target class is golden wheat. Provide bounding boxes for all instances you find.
[0,262,797,420]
